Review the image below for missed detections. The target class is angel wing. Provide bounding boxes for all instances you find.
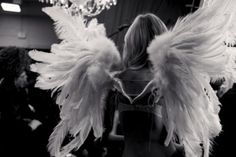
[29,6,120,157]
[147,0,236,157]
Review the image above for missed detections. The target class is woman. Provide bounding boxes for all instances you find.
[30,1,236,156]
[107,13,185,157]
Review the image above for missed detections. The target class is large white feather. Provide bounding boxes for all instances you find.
[147,0,236,157]
[42,7,86,41]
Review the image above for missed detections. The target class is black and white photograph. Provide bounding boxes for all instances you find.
[0,0,235,157]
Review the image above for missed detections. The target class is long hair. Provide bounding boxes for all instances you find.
[123,13,167,69]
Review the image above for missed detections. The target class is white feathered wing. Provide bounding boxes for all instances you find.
[29,7,120,157]
[147,0,236,157]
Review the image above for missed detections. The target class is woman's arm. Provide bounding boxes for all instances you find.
[108,110,124,141]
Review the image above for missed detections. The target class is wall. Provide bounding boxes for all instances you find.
[0,14,58,49]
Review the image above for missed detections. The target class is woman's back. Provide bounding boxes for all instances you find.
[115,68,177,157]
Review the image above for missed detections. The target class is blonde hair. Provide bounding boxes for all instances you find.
[123,13,167,69]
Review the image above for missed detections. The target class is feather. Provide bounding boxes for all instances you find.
[59,118,92,157]
[202,0,236,47]
[42,7,86,41]
[48,120,69,157]
[42,6,107,42]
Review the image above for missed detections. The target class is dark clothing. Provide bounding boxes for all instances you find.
[0,80,34,157]
[108,69,185,157]
[0,79,59,157]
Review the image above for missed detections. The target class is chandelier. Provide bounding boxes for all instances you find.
[39,0,117,16]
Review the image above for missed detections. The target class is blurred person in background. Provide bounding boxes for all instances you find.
[0,47,36,157]
[0,47,59,157]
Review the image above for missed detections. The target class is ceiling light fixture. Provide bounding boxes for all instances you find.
[1,2,21,13]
